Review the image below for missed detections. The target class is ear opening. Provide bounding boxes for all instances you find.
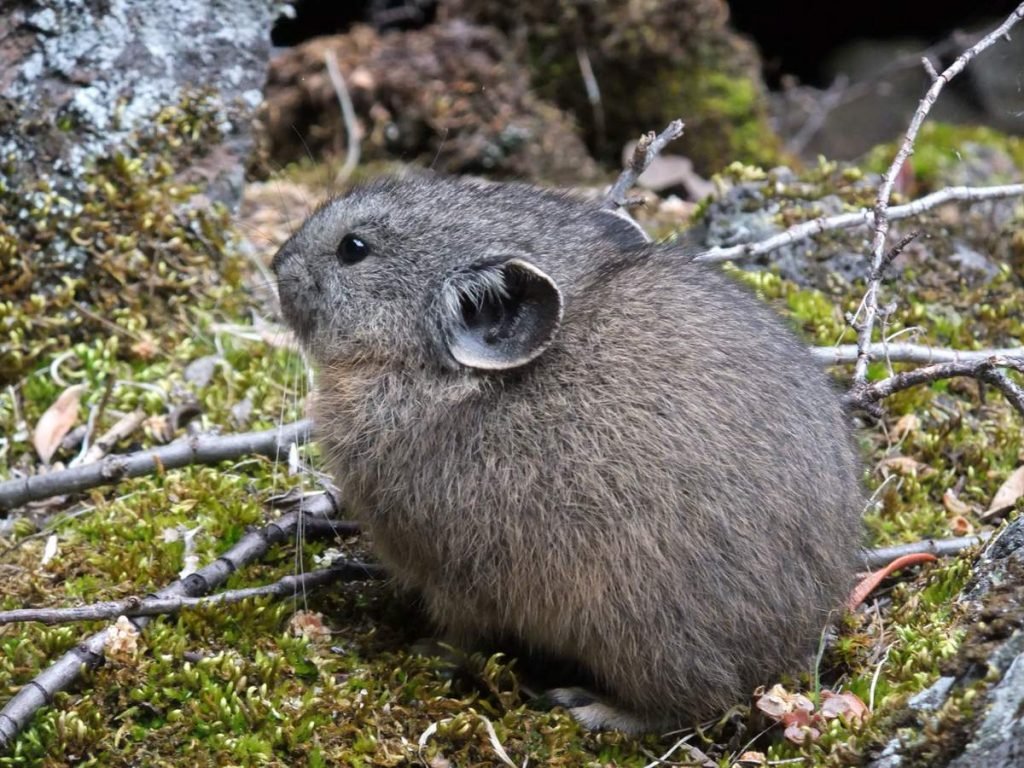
[439,259,563,372]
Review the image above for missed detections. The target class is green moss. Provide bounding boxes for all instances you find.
[0,91,245,385]
[862,122,1024,191]
[3,116,1023,764]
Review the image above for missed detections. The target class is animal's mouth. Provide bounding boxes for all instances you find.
[274,277,317,344]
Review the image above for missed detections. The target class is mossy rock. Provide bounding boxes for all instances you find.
[258,23,599,184]
[0,93,245,386]
[440,0,783,174]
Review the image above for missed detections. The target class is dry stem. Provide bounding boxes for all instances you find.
[0,420,311,511]
[853,4,1024,384]
[692,183,1024,264]
[604,119,685,209]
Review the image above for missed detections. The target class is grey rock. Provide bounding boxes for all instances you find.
[948,649,1024,768]
[949,241,1000,283]
[0,0,284,208]
[866,518,1024,768]
[907,675,956,713]
[183,355,220,389]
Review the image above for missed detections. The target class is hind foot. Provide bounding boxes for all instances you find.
[546,687,662,735]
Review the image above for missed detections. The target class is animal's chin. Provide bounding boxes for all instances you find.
[275,294,316,346]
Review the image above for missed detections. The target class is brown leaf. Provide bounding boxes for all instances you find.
[33,384,86,464]
[949,515,974,536]
[105,615,140,663]
[893,413,920,440]
[754,684,814,722]
[736,752,766,766]
[880,455,934,477]
[942,489,972,516]
[754,684,792,719]
[985,466,1024,519]
[783,722,820,745]
[820,690,869,724]
[288,610,331,642]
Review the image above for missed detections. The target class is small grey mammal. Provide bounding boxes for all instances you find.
[272,172,864,733]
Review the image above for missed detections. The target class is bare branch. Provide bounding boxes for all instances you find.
[0,420,312,511]
[575,46,605,151]
[0,490,343,750]
[0,555,381,627]
[863,533,990,570]
[323,50,361,186]
[692,183,1024,263]
[844,356,1024,416]
[853,4,1024,385]
[75,409,147,466]
[921,56,939,83]
[811,343,1024,366]
[604,119,685,210]
[873,230,921,281]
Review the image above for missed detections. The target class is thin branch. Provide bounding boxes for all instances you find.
[862,533,990,570]
[844,356,1024,416]
[0,490,344,750]
[576,46,605,152]
[323,50,361,186]
[873,230,921,281]
[0,555,381,626]
[853,4,1024,385]
[604,119,685,210]
[75,409,147,466]
[811,343,1024,366]
[0,420,312,511]
[691,183,1024,263]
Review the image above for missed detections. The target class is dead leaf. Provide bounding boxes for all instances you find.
[942,489,972,516]
[33,384,86,464]
[754,684,814,721]
[736,752,766,767]
[754,684,791,719]
[985,466,1024,519]
[847,552,938,610]
[880,455,934,477]
[949,515,974,536]
[820,690,869,724]
[783,722,820,744]
[893,413,920,440]
[289,610,331,642]
[105,615,140,663]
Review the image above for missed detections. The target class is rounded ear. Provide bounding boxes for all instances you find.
[436,258,563,371]
[596,207,651,246]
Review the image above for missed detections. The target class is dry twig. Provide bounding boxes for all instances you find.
[692,182,1024,264]
[0,420,312,511]
[863,533,990,570]
[324,50,361,186]
[604,119,685,209]
[0,552,381,626]
[75,409,147,466]
[844,356,1024,417]
[0,489,348,750]
[810,343,1024,366]
[852,4,1024,385]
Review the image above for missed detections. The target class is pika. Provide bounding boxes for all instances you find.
[272,173,865,733]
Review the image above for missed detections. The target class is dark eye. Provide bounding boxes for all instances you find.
[338,234,370,265]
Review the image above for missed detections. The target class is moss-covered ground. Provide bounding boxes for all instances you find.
[1,112,1023,766]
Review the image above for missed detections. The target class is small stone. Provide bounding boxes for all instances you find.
[907,676,956,712]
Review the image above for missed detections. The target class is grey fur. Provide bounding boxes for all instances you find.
[272,172,865,732]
